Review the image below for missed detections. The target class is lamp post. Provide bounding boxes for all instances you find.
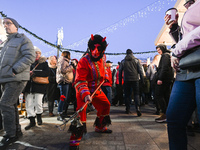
[57,45,61,59]
[57,27,63,59]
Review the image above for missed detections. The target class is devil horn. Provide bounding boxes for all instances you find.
[91,34,94,41]
[102,37,106,42]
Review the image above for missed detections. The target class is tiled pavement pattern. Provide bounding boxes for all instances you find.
[0,102,200,150]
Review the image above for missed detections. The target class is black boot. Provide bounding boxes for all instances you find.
[61,112,70,119]
[25,117,36,130]
[136,107,142,117]
[16,130,23,138]
[36,114,43,125]
[134,95,142,117]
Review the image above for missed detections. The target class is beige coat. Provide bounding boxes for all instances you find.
[56,56,73,84]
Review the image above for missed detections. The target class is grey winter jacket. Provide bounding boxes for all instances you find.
[0,33,35,83]
[119,54,144,84]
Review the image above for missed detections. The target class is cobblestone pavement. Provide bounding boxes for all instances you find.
[0,102,200,150]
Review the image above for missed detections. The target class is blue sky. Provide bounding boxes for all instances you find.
[0,0,176,64]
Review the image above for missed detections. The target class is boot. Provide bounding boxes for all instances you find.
[25,117,36,130]
[36,114,43,125]
[57,114,63,121]
[16,130,23,138]
[69,123,86,149]
[155,113,166,123]
[61,112,70,118]
[136,106,142,117]
[135,95,142,117]
[94,116,112,133]
[0,135,18,150]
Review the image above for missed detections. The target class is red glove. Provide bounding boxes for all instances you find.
[60,95,66,101]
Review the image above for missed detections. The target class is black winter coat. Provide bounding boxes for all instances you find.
[119,54,144,84]
[24,58,50,94]
[46,67,60,101]
[157,52,174,82]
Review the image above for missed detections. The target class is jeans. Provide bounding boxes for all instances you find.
[101,86,112,103]
[166,79,200,150]
[57,83,71,113]
[123,81,140,111]
[0,81,27,137]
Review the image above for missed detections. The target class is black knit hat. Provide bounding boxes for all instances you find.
[4,17,19,29]
[106,60,113,63]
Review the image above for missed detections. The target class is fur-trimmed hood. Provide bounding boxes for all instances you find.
[38,56,47,64]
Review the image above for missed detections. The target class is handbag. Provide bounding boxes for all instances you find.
[179,46,200,69]
[31,63,49,84]
[32,76,49,84]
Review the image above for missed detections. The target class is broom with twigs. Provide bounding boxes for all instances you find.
[55,80,105,131]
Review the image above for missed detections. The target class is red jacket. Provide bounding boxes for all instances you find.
[115,65,124,85]
[102,67,112,87]
[74,54,108,100]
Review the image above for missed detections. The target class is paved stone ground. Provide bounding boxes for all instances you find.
[0,102,200,150]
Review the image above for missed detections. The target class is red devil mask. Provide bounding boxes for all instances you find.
[88,34,107,61]
[91,44,104,58]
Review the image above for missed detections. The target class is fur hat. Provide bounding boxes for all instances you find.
[87,34,108,62]
[88,34,107,52]
[4,17,19,29]
[126,49,133,54]
[34,46,41,53]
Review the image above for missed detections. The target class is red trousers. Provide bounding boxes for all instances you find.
[77,89,110,123]
[69,89,111,147]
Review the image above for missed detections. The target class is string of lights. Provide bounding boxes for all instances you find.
[66,0,176,50]
[0,0,175,58]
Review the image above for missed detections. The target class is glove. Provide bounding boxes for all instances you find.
[84,95,92,103]
[12,68,17,75]
[157,80,163,85]
[171,56,180,72]
[70,61,76,69]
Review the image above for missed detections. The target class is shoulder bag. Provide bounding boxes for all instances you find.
[179,46,200,69]
[32,76,49,84]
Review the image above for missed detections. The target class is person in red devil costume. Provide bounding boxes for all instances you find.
[68,34,112,150]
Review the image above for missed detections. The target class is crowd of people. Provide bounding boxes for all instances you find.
[0,0,200,149]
